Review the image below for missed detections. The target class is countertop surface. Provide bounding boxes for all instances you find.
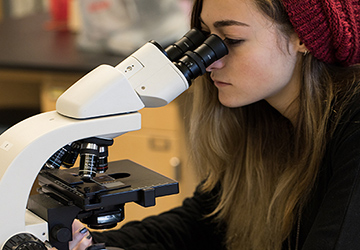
[0,14,125,73]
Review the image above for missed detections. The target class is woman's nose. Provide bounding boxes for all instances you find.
[206,58,225,72]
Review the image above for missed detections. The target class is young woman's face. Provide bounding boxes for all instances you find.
[201,0,303,115]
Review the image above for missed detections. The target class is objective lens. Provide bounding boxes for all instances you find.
[165,28,206,62]
[97,146,109,174]
[62,142,80,168]
[175,34,228,84]
[79,142,99,180]
[44,144,72,169]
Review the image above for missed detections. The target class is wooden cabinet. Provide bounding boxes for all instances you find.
[0,0,3,22]
[0,69,42,110]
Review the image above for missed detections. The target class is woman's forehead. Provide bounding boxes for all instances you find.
[200,0,269,30]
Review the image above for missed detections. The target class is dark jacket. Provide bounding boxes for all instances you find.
[92,97,360,250]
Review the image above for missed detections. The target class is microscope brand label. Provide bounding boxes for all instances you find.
[0,141,13,151]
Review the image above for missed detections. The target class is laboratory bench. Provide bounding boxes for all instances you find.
[0,13,197,226]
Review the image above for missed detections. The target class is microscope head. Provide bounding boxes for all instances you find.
[56,28,228,118]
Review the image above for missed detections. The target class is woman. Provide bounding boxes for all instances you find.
[70,0,360,249]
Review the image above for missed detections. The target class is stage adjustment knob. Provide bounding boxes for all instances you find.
[3,233,46,250]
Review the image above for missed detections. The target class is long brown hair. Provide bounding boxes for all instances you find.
[188,0,360,249]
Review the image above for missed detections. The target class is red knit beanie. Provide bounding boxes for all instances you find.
[282,0,360,66]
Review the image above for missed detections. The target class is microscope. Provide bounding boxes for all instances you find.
[0,29,228,250]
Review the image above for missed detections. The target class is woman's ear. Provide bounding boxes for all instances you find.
[290,33,308,54]
[298,41,308,54]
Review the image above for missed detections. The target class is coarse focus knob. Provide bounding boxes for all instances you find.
[51,225,72,243]
[3,233,46,250]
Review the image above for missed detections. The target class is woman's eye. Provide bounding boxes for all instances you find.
[199,29,244,46]
[224,38,244,46]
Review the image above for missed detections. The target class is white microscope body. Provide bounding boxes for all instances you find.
[0,29,227,250]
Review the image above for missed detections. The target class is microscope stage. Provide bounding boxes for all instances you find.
[36,159,179,210]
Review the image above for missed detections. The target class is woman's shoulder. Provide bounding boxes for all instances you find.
[325,90,360,167]
[334,91,360,135]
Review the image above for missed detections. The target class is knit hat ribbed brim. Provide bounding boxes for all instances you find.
[282,0,360,66]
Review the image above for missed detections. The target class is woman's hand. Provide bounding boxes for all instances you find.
[68,220,93,250]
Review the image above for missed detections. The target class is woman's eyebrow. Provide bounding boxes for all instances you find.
[200,17,250,28]
[214,19,250,28]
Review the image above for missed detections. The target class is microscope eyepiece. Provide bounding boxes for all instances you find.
[164,28,207,62]
[175,34,229,84]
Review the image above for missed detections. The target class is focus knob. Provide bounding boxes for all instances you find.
[3,233,46,250]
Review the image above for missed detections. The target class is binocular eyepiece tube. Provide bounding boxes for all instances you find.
[161,28,228,84]
[164,28,207,62]
[173,34,228,84]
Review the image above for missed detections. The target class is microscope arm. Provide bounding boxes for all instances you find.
[0,111,141,245]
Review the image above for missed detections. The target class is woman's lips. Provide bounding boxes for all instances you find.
[214,80,231,87]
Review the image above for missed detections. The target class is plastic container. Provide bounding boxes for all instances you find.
[76,0,189,55]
